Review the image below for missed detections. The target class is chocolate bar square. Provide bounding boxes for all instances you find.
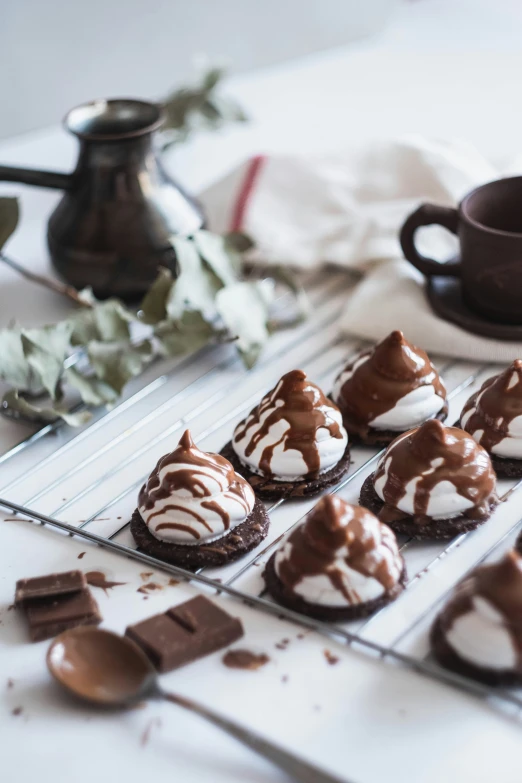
[126,596,243,673]
[15,570,86,606]
[26,589,101,642]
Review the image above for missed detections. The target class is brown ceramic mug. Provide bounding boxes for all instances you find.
[400,176,522,325]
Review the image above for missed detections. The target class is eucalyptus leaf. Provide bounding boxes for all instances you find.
[64,367,119,407]
[21,321,74,400]
[87,340,154,395]
[139,267,174,325]
[0,197,19,250]
[154,311,216,357]
[161,66,248,150]
[168,236,221,320]
[269,266,310,329]
[193,230,238,286]
[2,389,91,426]
[0,328,42,393]
[70,299,133,345]
[215,281,272,369]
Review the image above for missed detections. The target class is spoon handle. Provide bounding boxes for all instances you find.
[160,689,348,783]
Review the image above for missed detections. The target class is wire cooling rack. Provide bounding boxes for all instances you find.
[1,270,522,719]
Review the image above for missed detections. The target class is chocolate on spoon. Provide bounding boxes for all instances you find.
[47,627,345,783]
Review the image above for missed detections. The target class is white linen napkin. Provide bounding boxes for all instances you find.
[200,135,522,362]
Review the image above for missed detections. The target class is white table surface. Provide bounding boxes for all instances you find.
[2,2,522,781]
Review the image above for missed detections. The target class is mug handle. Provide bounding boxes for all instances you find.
[399,203,461,277]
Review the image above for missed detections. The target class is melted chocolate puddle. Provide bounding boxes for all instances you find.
[222,650,269,670]
[85,571,126,594]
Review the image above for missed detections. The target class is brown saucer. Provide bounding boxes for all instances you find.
[359,474,496,540]
[130,499,269,571]
[430,616,522,687]
[427,277,522,341]
[263,552,406,621]
[219,442,351,501]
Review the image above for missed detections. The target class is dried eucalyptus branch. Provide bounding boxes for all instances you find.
[0,252,92,308]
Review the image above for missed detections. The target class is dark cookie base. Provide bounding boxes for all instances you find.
[342,405,448,448]
[219,442,351,501]
[515,530,522,555]
[130,499,269,571]
[359,474,494,540]
[431,617,522,687]
[454,419,522,478]
[263,553,407,622]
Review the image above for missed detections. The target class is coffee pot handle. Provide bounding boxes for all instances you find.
[400,203,461,277]
[0,165,71,190]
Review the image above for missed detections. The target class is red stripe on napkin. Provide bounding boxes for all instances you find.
[229,155,265,232]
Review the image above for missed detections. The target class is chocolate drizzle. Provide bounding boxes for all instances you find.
[275,495,402,605]
[374,420,497,522]
[233,370,344,478]
[439,551,522,668]
[333,331,446,436]
[138,430,253,540]
[461,361,522,453]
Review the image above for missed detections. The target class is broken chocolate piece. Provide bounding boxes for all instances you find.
[26,590,101,642]
[125,595,243,673]
[15,571,86,606]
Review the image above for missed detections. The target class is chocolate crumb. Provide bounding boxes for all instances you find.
[7,678,14,689]
[140,572,153,581]
[297,633,305,640]
[324,649,340,666]
[281,675,288,683]
[141,717,162,747]
[12,707,23,716]
[137,582,162,594]
[168,578,179,587]
[275,638,290,650]
[77,552,86,560]
[222,650,269,670]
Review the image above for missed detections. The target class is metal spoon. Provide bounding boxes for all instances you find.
[47,627,347,783]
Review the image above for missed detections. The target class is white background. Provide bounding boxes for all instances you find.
[1,1,522,781]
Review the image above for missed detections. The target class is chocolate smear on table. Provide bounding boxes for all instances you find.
[138,430,252,537]
[222,650,269,670]
[141,717,162,747]
[126,595,243,673]
[324,649,339,665]
[85,572,126,593]
[461,360,522,453]
[374,420,497,523]
[233,370,344,478]
[437,550,522,667]
[276,495,402,605]
[333,331,446,437]
[137,582,162,595]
